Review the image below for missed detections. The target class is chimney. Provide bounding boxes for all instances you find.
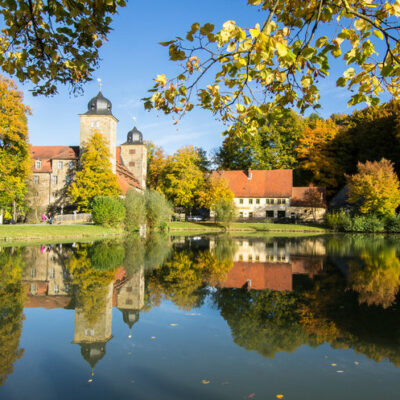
[247,168,252,180]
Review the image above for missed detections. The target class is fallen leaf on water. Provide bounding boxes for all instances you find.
[88,379,93,383]
[354,361,359,365]
[151,336,156,339]
[248,393,255,398]
[276,395,284,399]
[170,323,178,326]
[331,363,337,367]
[336,370,344,373]
[202,380,210,384]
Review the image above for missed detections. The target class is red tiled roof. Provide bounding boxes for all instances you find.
[291,186,326,207]
[25,296,71,309]
[31,146,79,160]
[116,162,142,193]
[219,262,292,291]
[212,169,293,197]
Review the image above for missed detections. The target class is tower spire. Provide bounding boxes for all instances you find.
[97,78,103,91]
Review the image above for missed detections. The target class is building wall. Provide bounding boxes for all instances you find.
[32,158,76,209]
[232,197,326,221]
[117,266,145,310]
[120,144,147,189]
[79,114,117,174]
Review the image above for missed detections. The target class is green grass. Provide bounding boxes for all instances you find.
[0,224,124,245]
[168,221,326,233]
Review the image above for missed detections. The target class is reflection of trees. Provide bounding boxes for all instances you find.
[0,248,26,386]
[147,237,235,310]
[349,248,400,308]
[212,262,400,366]
[213,288,309,358]
[326,235,400,308]
[66,244,118,325]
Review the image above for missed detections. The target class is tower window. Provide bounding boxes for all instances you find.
[129,149,136,154]
[34,176,39,185]
[35,160,41,169]
[90,121,99,128]
[58,161,63,169]
[129,161,135,167]
[52,176,58,185]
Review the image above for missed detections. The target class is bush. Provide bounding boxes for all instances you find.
[145,190,172,230]
[385,214,400,233]
[343,214,385,232]
[215,199,236,230]
[124,189,146,231]
[326,210,351,231]
[91,196,125,227]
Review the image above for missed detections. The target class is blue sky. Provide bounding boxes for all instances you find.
[21,0,387,155]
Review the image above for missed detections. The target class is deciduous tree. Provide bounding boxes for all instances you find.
[145,0,400,135]
[347,158,400,216]
[198,175,234,210]
[0,0,126,95]
[68,132,121,212]
[161,146,205,210]
[0,75,31,222]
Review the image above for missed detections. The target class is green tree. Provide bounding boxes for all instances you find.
[68,132,121,212]
[215,198,237,230]
[0,75,31,222]
[124,189,146,232]
[215,110,305,170]
[0,0,127,96]
[145,0,400,135]
[347,158,400,216]
[161,146,205,210]
[144,190,172,230]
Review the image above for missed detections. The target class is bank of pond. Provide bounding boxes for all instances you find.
[1,233,400,399]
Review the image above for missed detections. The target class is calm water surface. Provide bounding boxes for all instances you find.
[1,234,400,400]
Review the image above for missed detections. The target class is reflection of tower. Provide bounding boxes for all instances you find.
[117,266,145,338]
[73,282,113,377]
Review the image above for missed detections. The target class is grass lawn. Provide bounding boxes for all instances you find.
[0,224,123,245]
[168,221,326,233]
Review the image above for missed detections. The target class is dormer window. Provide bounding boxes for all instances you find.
[35,160,41,169]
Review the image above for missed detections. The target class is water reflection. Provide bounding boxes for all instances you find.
[1,233,400,392]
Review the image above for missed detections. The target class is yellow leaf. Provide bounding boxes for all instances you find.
[276,395,284,399]
[202,380,210,384]
[276,42,287,57]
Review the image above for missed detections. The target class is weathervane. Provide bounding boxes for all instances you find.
[97,78,103,91]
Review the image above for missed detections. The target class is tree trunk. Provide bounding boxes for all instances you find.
[0,209,3,225]
[13,201,16,222]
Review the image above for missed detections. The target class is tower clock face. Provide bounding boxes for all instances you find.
[133,133,140,141]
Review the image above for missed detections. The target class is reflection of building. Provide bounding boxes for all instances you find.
[212,169,326,221]
[213,238,325,291]
[22,247,146,374]
[22,246,71,308]
[116,266,145,338]
[73,282,114,375]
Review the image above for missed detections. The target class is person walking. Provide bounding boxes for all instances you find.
[41,213,47,223]
[48,212,54,225]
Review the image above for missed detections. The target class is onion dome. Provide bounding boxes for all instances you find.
[124,126,143,144]
[85,91,113,115]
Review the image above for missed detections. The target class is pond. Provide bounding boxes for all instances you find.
[1,234,400,400]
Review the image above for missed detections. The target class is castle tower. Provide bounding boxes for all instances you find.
[120,126,147,189]
[79,92,118,174]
